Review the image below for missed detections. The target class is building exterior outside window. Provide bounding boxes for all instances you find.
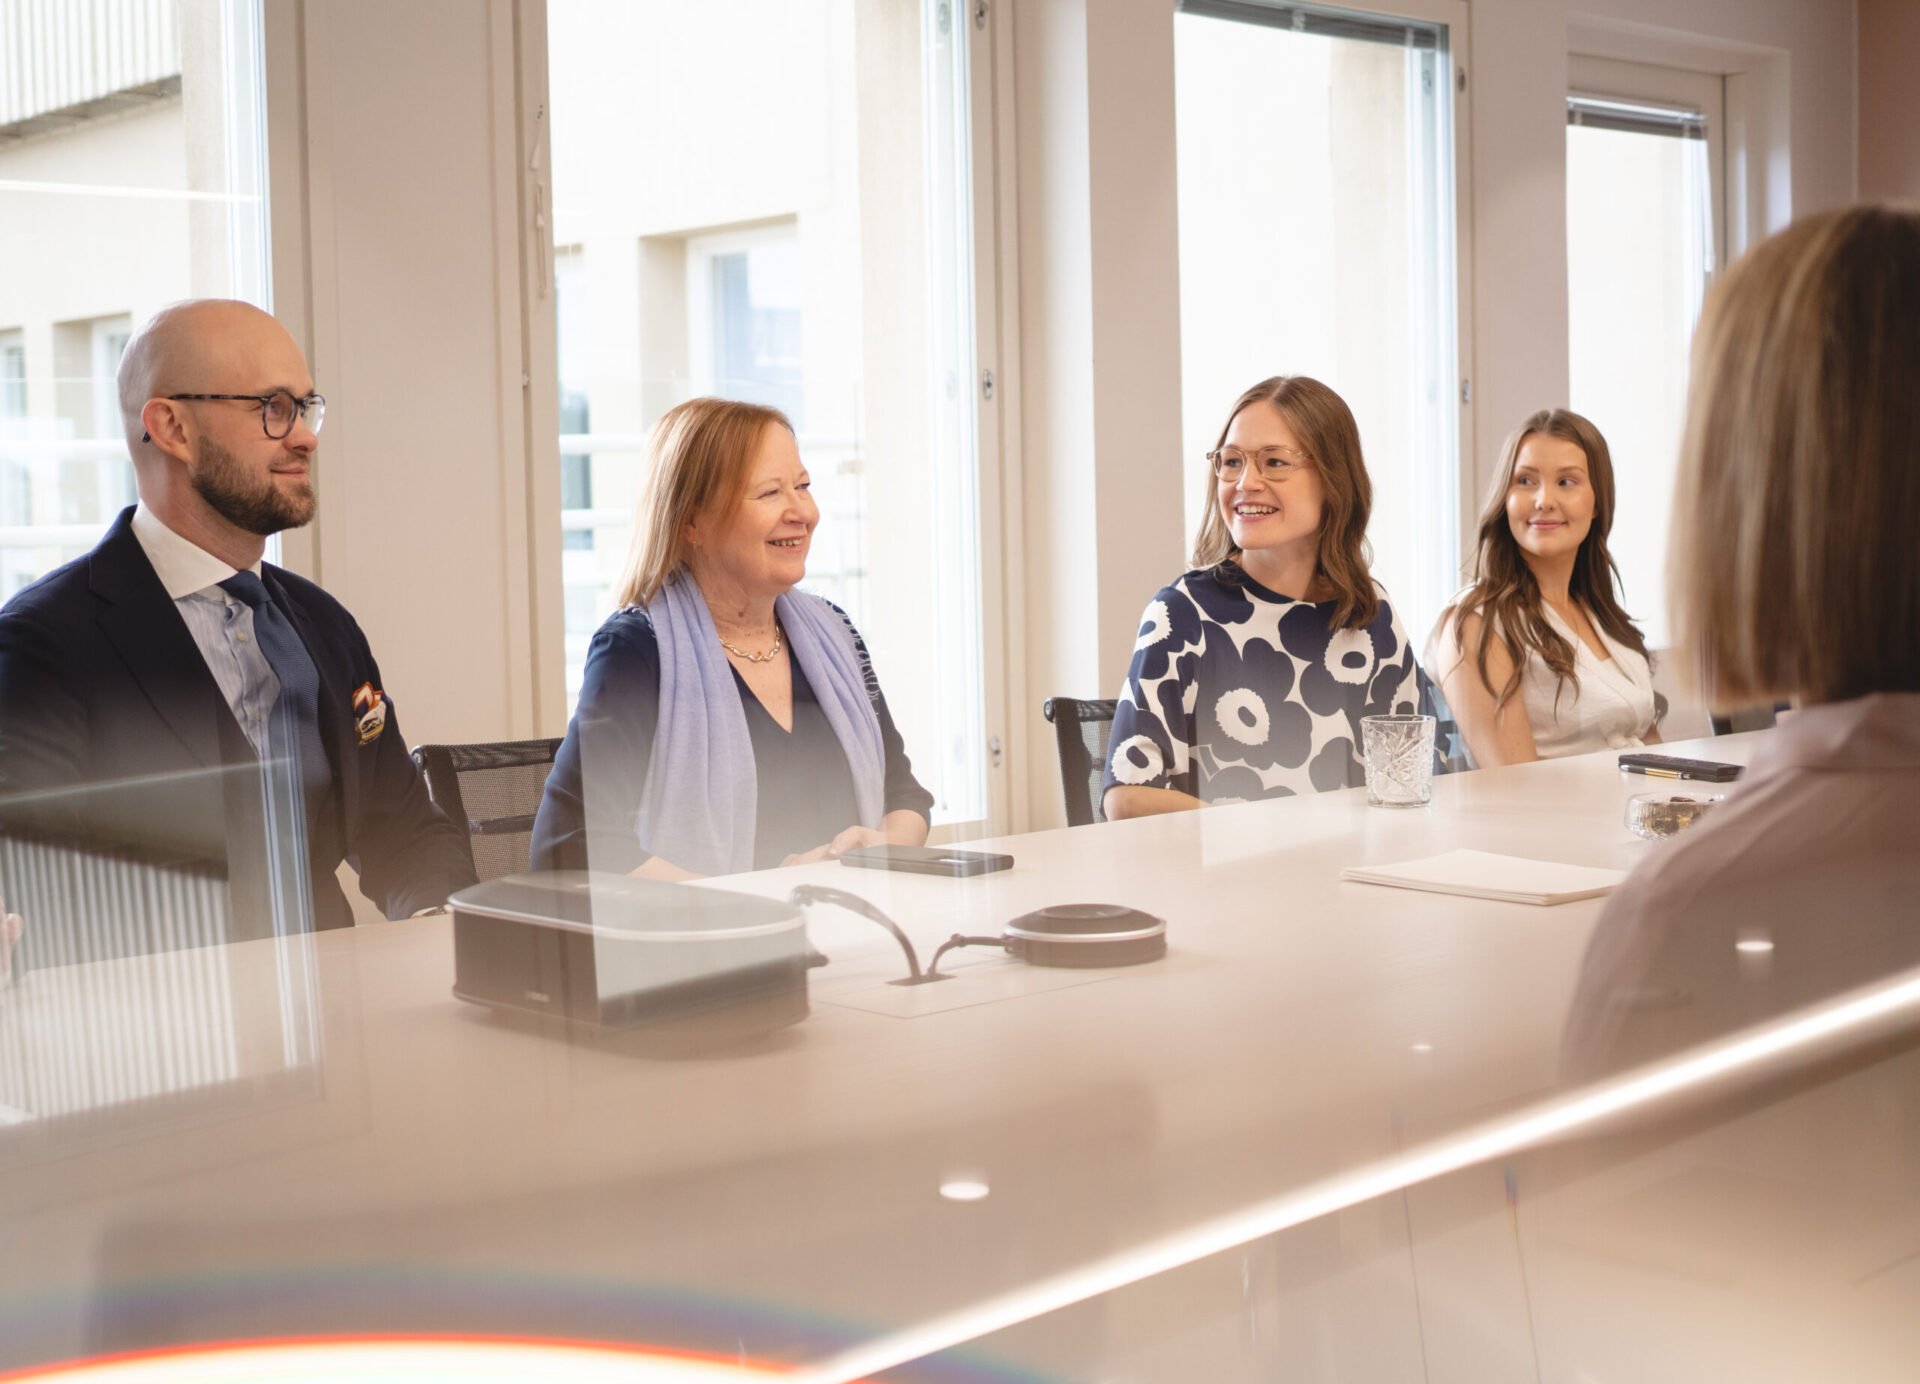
[0,0,269,599]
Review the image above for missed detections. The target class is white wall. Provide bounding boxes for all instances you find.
[1010,0,1199,828]
[1465,0,1571,504]
[1859,0,1920,200]
[1571,0,1857,217]
[1465,0,1856,505]
[272,0,554,753]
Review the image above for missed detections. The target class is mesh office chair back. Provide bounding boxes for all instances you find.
[1041,697,1119,827]
[410,738,565,882]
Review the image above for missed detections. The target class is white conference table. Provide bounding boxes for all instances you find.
[4,729,1917,1381]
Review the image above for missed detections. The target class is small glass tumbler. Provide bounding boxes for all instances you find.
[1361,714,1437,808]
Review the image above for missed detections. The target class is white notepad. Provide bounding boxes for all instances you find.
[1340,849,1627,906]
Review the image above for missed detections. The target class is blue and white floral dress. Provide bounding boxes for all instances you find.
[1103,562,1432,803]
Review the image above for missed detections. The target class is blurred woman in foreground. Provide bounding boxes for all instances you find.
[1567,205,1920,1068]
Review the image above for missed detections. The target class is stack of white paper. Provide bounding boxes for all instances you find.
[1340,849,1626,906]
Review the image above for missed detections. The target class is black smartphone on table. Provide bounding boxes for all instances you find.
[838,844,1014,877]
[1617,752,1744,783]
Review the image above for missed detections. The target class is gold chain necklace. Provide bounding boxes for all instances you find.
[718,625,783,664]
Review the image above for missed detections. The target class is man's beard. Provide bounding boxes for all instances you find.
[190,435,316,536]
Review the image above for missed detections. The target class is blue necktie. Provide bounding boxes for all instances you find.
[218,572,331,811]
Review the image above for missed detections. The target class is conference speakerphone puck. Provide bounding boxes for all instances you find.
[1001,903,1167,968]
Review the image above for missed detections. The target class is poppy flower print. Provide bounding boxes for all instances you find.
[1104,562,1432,803]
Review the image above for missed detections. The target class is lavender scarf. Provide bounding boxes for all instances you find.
[637,575,886,875]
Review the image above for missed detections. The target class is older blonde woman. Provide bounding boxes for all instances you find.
[532,398,931,878]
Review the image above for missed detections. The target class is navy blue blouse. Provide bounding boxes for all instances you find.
[531,607,934,874]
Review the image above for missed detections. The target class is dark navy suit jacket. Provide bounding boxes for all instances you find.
[0,507,476,934]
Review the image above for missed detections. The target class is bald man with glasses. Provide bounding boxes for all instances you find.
[0,300,475,949]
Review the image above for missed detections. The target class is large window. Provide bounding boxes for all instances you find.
[1567,58,1723,651]
[545,0,990,826]
[0,0,269,599]
[1174,0,1464,640]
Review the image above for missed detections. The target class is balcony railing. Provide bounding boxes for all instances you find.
[0,0,180,133]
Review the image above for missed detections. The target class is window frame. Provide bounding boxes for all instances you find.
[1563,54,1727,660]
[1569,55,1728,276]
[514,0,1016,838]
[1170,0,1477,639]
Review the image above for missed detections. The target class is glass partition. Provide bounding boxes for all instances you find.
[2,731,1915,1381]
[0,0,270,598]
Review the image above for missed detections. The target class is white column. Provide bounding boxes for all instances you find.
[1013,0,1186,828]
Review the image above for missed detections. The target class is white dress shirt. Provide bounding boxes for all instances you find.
[128,503,282,756]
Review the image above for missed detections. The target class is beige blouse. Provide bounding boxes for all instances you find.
[1563,693,1920,1078]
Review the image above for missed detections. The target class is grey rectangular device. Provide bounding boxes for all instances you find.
[838,844,1014,877]
[449,871,813,1034]
[1617,752,1743,782]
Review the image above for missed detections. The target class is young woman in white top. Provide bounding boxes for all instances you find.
[1426,409,1660,767]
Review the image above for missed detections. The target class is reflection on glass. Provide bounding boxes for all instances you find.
[0,768,323,1128]
[0,764,313,976]
[0,927,321,1129]
[0,0,270,599]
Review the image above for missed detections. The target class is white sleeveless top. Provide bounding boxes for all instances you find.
[1426,600,1657,761]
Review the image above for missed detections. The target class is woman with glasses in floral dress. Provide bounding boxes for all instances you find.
[1102,375,1431,818]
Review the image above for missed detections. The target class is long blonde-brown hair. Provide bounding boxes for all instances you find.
[1190,375,1379,630]
[1673,204,1920,705]
[1440,409,1649,710]
[613,397,794,608]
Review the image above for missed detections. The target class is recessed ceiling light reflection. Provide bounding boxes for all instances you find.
[1736,937,1776,955]
[1410,1042,1434,1053]
[940,1179,990,1202]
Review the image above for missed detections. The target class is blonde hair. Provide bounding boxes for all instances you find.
[1442,409,1648,710]
[1191,375,1379,629]
[1673,205,1920,705]
[613,397,794,608]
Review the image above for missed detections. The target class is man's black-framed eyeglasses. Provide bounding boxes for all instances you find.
[155,390,328,441]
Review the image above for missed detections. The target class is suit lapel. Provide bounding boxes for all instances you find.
[89,512,239,770]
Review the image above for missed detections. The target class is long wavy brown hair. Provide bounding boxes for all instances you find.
[1440,409,1649,710]
[1190,375,1379,630]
